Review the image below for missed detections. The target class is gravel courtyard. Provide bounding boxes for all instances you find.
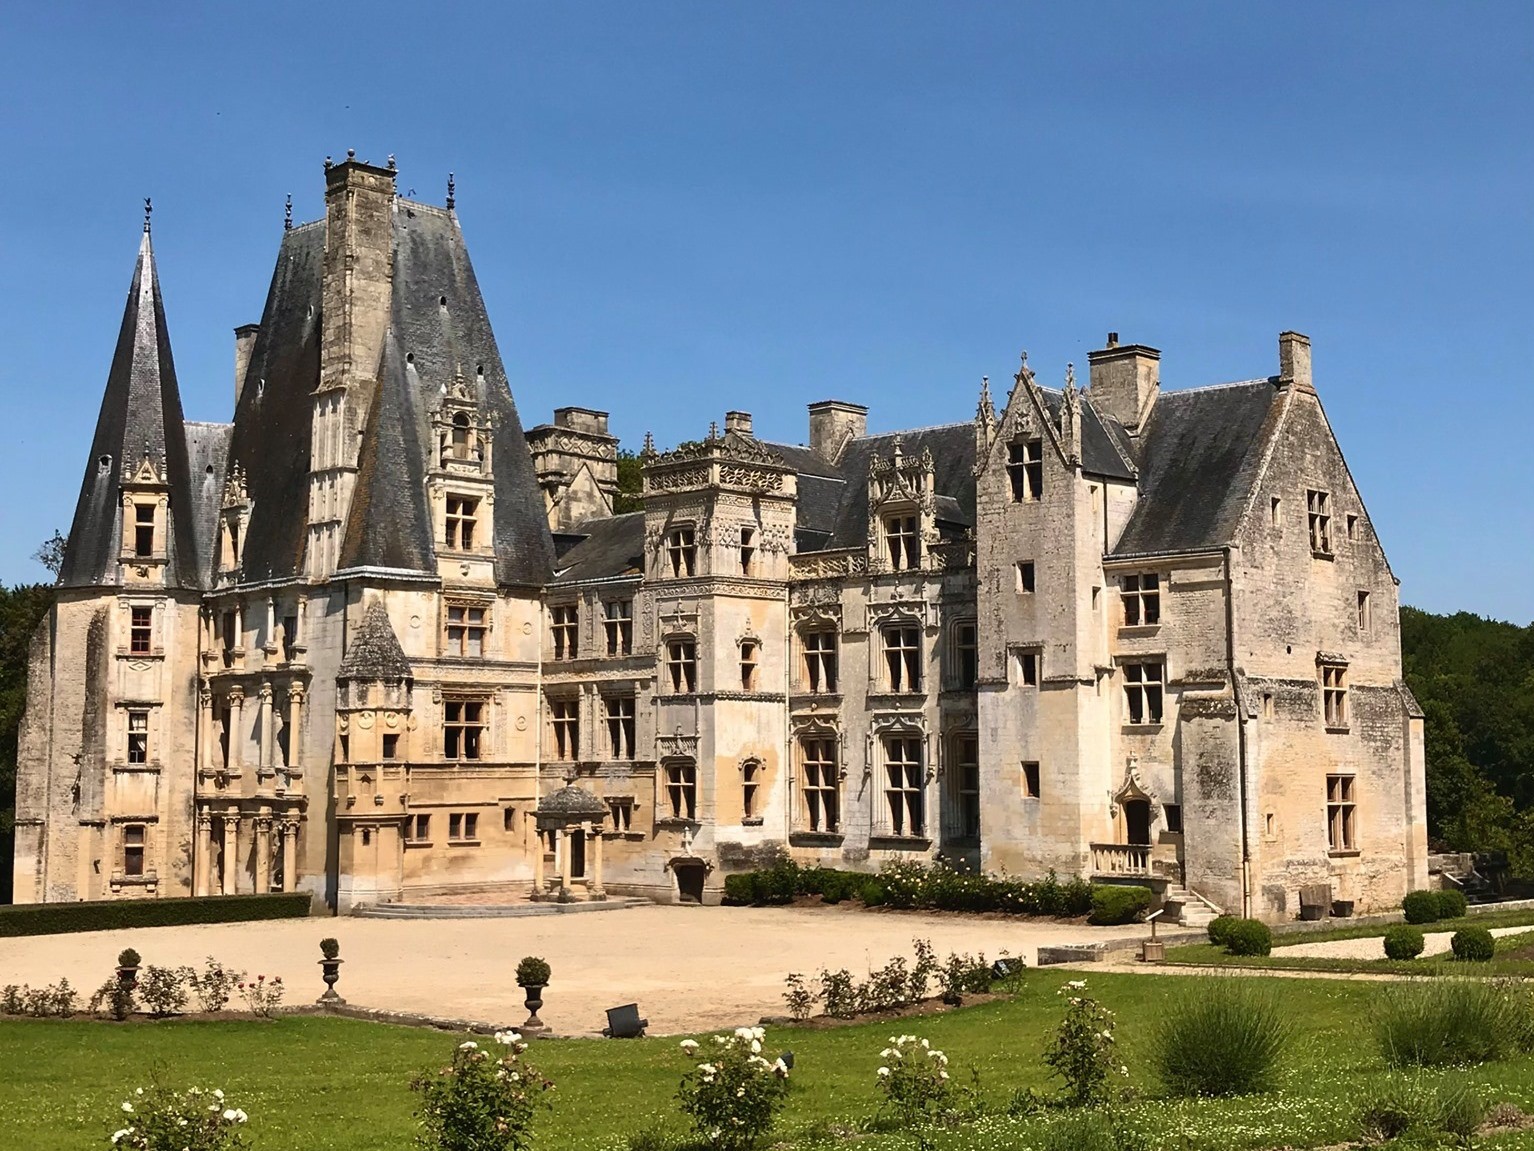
[0,905,1132,1036]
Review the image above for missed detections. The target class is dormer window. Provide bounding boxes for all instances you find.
[884,514,920,571]
[667,528,696,577]
[1008,439,1043,501]
[450,412,472,460]
[445,495,479,550]
[133,504,155,557]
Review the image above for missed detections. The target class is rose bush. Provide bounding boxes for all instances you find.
[676,1026,790,1150]
[107,1083,247,1150]
[411,1031,552,1151]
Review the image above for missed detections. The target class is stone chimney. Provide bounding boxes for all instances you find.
[724,410,753,436]
[321,153,398,432]
[808,400,868,461]
[525,407,620,531]
[1086,332,1160,433]
[233,323,260,405]
[1278,331,1313,393]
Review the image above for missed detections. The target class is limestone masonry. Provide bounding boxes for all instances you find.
[12,158,1428,922]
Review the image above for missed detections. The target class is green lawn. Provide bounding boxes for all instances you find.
[1169,920,1534,977]
[6,973,1534,1150]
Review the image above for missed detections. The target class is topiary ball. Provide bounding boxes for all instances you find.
[1225,918,1273,957]
[1434,889,1469,921]
[1207,915,1240,947]
[1450,926,1494,963]
[1383,924,1425,960]
[1402,890,1441,925]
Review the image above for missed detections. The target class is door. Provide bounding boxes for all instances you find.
[675,861,706,904]
[1124,799,1151,846]
[569,830,586,880]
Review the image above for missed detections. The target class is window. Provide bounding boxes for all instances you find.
[130,606,153,654]
[443,699,485,760]
[883,625,922,693]
[954,623,978,690]
[445,604,487,657]
[1164,803,1183,833]
[1123,661,1164,725]
[603,600,633,656]
[282,614,299,661]
[1270,496,1282,527]
[450,412,472,459]
[741,760,761,820]
[803,631,838,693]
[882,736,925,837]
[884,514,920,570]
[1008,439,1043,501]
[551,604,578,660]
[1121,573,1161,626]
[605,695,635,760]
[123,825,145,877]
[221,610,238,656]
[607,797,634,832]
[738,640,759,690]
[1017,650,1039,687]
[1307,489,1332,553]
[1016,561,1036,594]
[666,638,698,693]
[550,699,580,761]
[445,495,479,550]
[664,761,697,820]
[739,527,756,575]
[405,813,431,842]
[1346,514,1358,541]
[1321,663,1348,727]
[800,738,839,832]
[666,527,696,577]
[503,807,515,832]
[449,812,479,842]
[1092,586,1101,611]
[127,711,149,764]
[133,504,155,557]
[1326,774,1356,851]
[1262,692,1275,719]
[382,733,399,760]
[952,734,979,839]
[1357,590,1371,631]
[1022,761,1041,799]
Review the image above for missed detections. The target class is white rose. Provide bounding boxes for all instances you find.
[877,1067,890,1078]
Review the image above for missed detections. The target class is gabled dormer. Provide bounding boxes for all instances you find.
[867,438,936,575]
[217,463,251,581]
[427,368,498,584]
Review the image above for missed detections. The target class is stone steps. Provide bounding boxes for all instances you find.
[1162,885,1219,929]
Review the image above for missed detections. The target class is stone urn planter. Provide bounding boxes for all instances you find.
[516,956,551,1034]
[317,937,345,1004]
[116,948,141,993]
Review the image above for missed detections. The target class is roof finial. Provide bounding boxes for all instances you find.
[143,197,152,234]
[324,155,333,170]
[387,153,397,170]
[1065,362,1075,391]
[642,430,656,458]
[708,420,719,442]
[283,194,292,231]
[446,172,455,210]
[347,148,356,161]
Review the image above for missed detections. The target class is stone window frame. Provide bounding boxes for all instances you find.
[1307,488,1333,556]
[548,694,581,762]
[603,693,636,760]
[129,604,154,655]
[1357,590,1372,632]
[1013,645,1041,688]
[1326,773,1357,853]
[740,757,764,824]
[442,596,492,658]
[948,619,978,691]
[1015,560,1036,594]
[122,823,148,878]
[1022,760,1041,799]
[795,732,841,834]
[659,757,698,822]
[880,622,923,694]
[882,512,921,571]
[448,811,480,844]
[664,634,699,695]
[605,795,636,834]
[798,627,839,694]
[442,695,489,761]
[603,598,634,656]
[1120,572,1162,627]
[946,730,980,841]
[738,524,757,575]
[666,525,697,578]
[738,636,761,691]
[126,709,150,765]
[550,601,579,661]
[404,812,433,844]
[878,732,927,839]
[1320,660,1349,730]
[443,492,482,551]
[1007,437,1044,502]
[1120,658,1166,726]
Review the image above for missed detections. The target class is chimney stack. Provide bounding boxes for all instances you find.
[807,400,868,461]
[321,153,398,419]
[724,410,753,436]
[1086,333,1160,433]
[1278,331,1313,392]
[233,323,260,405]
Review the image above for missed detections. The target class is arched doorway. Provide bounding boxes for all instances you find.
[1124,799,1152,846]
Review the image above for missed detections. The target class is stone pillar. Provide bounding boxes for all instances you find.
[531,827,545,896]
[287,685,305,769]
[264,596,277,663]
[559,827,572,892]
[234,600,246,666]
[198,684,213,771]
[590,821,605,897]
[255,815,273,893]
[219,814,234,894]
[259,681,274,771]
[194,813,212,896]
[281,820,298,892]
[228,688,245,770]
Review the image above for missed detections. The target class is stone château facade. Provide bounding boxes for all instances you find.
[12,157,1428,921]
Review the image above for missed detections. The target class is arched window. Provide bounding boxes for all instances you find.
[451,412,471,459]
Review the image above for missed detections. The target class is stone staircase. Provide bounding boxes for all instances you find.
[1161,883,1220,928]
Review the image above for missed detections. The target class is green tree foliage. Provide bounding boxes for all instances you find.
[612,448,644,513]
[1,582,55,902]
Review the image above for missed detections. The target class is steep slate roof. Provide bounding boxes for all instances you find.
[826,423,977,550]
[339,203,555,586]
[184,421,233,587]
[550,512,645,585]
[60,231,204,589]
[337,599,413,680]
[223,222,325,583]
[1110,380,1279,557]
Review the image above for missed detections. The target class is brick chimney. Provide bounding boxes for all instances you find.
[233,323,260,405]
[1278,331,1313,392]
[1086,332,1160,433]
[808,400,867,461]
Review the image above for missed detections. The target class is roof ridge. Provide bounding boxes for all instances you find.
[1160,378,1275,397]
[855,420,972,439]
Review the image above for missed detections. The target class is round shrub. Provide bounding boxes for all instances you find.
[1434,889,1469,921]
[1402,889,1441,925]
[860,879,888,907]
[1451,926,1495,963]
[1383,925,1425,961]
[1153,978,1287,1096]
[722,873,759,905]
[1224,918,1273,957]
[1087,884,1153,926]
[515,955,551,986]
[1207,915,1240,947]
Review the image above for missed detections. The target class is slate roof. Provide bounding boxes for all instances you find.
[183,421,233,587]
[338,204,555,586]
[826,423,977,550]
[550,512,645,585]
[337,599,413,680]
[538,783,608,818]
[60,231,205,589]
[1110,380,1280,557]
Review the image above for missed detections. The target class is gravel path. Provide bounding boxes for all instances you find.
[1274,924,1532,961]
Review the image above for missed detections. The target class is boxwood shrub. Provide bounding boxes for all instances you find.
[1434,889,1469,921]
[1225,918,1273,957]
[1383,924,1426,960]
[0,892,310,937]
[1207,915,1240,947]
[720,860,1093,916]
[1088,884,1153,926]
[1451,926,1495,962]
[1402,889,1441,925]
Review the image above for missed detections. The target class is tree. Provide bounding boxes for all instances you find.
[0,583,55,902]
[31,531,65,578]
[613,449,644,514]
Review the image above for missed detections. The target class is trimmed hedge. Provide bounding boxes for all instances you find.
[721,860,1093,917]
[1207,915,1240,947]
[1088,884,1153,926]
[1383,924,1426,961]
[0,893,311,938]
[1451,926,1495,963]
[1402,889,1441,925]
[1224,918,1273,957]
[1435,889,1469,921]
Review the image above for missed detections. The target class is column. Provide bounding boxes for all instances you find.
[287,685,305,769]
[227,810,242,894]
[234,600,246,666]
[255,815,273,893]
[219,814,234,894]
[259,681,274,771]
[559,826,572,891]
[264,596,277,663]
[228,688,245,771]
[531,827,545,896]
[198,684,213,771]
[590,820,605,897]
[194,813,212,896]
[281,820,298,892]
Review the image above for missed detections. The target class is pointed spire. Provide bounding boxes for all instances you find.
[284,194,292,231]
[143,197,152,234]
[446,172,455,210]
[641,431,656,460]
[976,375,995,422]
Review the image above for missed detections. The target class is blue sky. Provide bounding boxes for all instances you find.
[0,3,1529,621]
